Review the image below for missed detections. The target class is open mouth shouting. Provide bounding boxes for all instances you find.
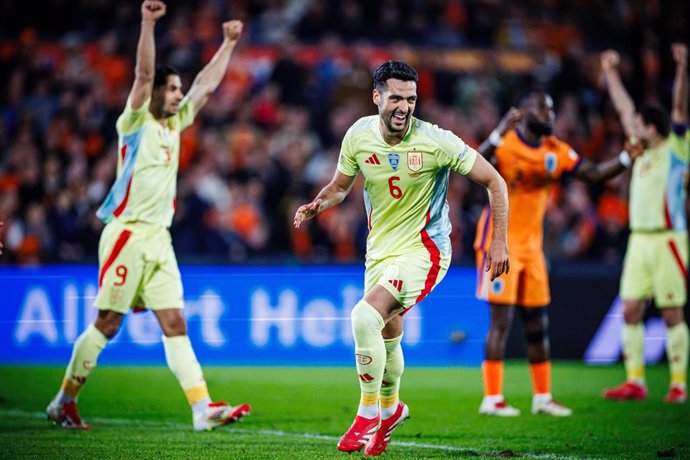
[392,112,408,128]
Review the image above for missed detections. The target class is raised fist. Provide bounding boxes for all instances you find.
[142,0,166,21]
[600,50,620,72]
[672,43,687,68]
[223,20,243,42]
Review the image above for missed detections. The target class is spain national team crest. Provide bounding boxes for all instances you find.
[388,153,400,172]
[407,151,423,172]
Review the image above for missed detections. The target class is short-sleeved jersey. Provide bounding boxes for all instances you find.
[474,129,581,254]
[338,115,477,260]
[629,126,689,232]
[96,96,195,228]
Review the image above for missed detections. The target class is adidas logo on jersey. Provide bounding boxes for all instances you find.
[365,154,381,165]
[388,279,403,292]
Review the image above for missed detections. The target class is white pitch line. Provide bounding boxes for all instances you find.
[0,409,595,460]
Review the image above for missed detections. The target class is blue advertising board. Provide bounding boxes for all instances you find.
[0,265,488,366]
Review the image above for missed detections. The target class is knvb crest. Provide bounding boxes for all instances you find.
[388,153,400,172]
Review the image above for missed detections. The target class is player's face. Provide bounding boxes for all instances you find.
[154,74,184,118]
[524,93,555,137]
[374,79,417,135]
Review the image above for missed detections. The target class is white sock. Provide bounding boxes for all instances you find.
[192,397,212,414]
[55,390,75,406]
[533,393,552,404]
[357,403,379,419]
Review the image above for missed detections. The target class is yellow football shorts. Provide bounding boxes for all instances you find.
[620,231,688,308]
[365,247,451,310]
[94,219,184,313]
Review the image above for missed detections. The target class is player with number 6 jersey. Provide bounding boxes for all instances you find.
[294,60,509,456]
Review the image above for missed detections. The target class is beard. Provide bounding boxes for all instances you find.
[526,117,553,136]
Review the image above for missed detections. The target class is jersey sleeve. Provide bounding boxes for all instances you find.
[433,126,477,175]
[670,124,690,162]
[116,96,151,135]
[336,127,360,177]
[174,96,195,131]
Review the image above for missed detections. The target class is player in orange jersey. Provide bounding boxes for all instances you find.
[474,89,643,416]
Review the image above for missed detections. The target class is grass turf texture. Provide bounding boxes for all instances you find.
[0,363,687,459]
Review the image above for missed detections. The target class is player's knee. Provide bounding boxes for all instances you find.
[526,329,547,344]
[351,301,385,335]
[161,317,187,337]
[94,311,123,339]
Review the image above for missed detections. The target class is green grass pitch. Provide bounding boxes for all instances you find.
[0,362,687,459]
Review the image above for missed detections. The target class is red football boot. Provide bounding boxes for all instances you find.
[663,385,687,404]
[46,401,91,430]
[337,414,380,452]
[364,402,409,457]
[602,381,648,401]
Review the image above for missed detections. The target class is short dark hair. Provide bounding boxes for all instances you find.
[153,65,180,89]
[373,61,418,92]
[515,87,550,107]
[639,103,670,137]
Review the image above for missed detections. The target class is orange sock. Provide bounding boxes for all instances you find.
[482,360,503,396]
[529,361,551,395]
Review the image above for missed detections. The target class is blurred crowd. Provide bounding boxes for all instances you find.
[0,0,688,266]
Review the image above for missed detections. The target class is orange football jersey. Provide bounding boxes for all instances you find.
[474,129,581,254]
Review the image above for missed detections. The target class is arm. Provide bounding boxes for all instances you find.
[600,50,637,138]
[0,222,3,256]
[465,155,510,280]
[293,171,357,228]
[671,43,688,125]
[129,0,167,110]
[573,138,645,183]
[477,107,523,160]
[186,20,243,117]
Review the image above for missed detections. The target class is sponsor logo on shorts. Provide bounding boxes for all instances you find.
[109,287,123,304]
[82,360,95,370]
[356,354,373,365]
[491,279,505,294]
[73,375,87,384]
[388,279,404,292]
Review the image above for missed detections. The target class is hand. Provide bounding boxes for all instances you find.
[496,107,523,136]
[625,136,646,160]
[142,0,166,22]
[222,20,243,43]
[600,49,620,72]
[293,199,322,228]
[485,240,509,281]
[672,43,687,68]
